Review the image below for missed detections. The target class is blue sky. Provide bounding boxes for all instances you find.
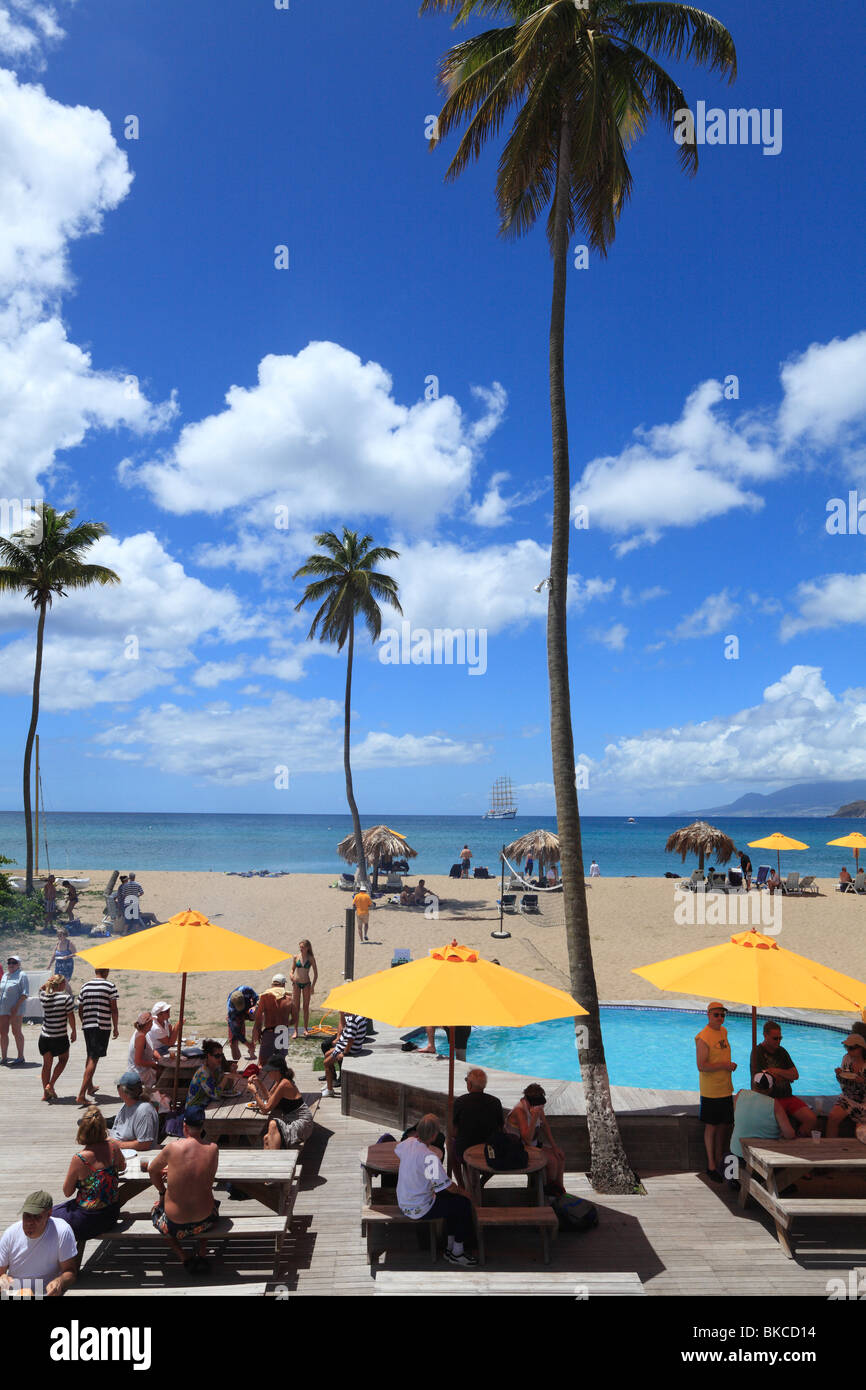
[0,0,865,817]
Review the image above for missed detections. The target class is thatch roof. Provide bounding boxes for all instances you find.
[665,821,735,867]
[503,829,561,869]
[336,825,418,865]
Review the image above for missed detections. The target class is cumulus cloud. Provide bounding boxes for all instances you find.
[0,2,68,64]
[386,537,614,633]
[671,589,739,641]
[192,660,246,688]
[126,342,505,530]
[780,573,866,641]
[0,70,175,497]
[589,622,628,651]
[468,469,546,528]
[0,532,249,709]
[778,331,866,450]
[585,665,866,789]
[94,694,488,785]
[572,380,771,553]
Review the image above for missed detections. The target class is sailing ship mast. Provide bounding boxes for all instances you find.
[483,775,517,820]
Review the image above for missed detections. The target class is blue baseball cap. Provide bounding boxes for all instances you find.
[183,1105,206,1128]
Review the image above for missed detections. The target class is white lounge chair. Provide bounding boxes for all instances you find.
[781,871,800,895]
[798,875,818,895]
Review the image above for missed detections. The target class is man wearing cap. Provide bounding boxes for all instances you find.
[147,1106,219,1272]
[0,954,28,1065]
[695,1002,737,1183]
[251,976,292,1064]
[0,1191,77,1297]
[226,985,259,1062]
[147,1001,180,1056]
[108,1072,159,1152]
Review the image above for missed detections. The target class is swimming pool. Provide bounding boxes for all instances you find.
[418,1007,849,1093]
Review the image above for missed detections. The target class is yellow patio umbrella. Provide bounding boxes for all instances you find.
[633,928,866,1046]
[324,939,586,1169]
[79,909,288,1103]
[747,832,809,877]
[827,832,866,873]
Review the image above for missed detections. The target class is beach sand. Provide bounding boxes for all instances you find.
[12,871,866,1033]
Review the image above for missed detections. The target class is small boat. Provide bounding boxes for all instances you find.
[627,818,636,824]
[483,776,517,820]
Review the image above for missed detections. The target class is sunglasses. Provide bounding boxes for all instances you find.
[710,1010,727,1017]
[845,1045,862,1053]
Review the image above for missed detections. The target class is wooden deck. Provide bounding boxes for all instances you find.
[2,1032,866,1296]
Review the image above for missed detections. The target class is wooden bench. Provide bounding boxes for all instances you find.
[745,1178,866,1258]
[374,1270,646,1296]
[362,1205,444,1265]
[95,1213,290,1277]
[475,1206,559,1265]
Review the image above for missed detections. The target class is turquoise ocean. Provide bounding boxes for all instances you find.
[0,811,863,878]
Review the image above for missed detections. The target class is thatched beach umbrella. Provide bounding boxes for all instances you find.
[665,821,735,875]
[337,824,417,892]
[503,829,561,872]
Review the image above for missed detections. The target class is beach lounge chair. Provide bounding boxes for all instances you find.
[384,873,403,891]
[473,867,491,879]
[505,875,522,891]
[798,875,818,895]
[520,893,540,914]
[706,871,728,892]
[727,869,744,891]
[497,894,517,915]
[338,873,356,891]
[781,871,800,895]
[853,876,866,895]
[753,865,770,888]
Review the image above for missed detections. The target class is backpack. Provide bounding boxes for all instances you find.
[483,1131,529,1171]
[552,1193,598,1234]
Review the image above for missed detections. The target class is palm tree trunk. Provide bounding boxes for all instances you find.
[23,602,46,895]
[547,109,639,1194]
[343,617,369,891]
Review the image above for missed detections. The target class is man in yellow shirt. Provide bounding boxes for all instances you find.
[695,1001,737,1183]
[353,888,373,943]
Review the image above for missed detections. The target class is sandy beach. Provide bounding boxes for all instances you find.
[11,871,866,1032]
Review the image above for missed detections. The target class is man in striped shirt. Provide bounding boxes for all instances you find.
[76,969,119,1104]
[320,1012,366,1098]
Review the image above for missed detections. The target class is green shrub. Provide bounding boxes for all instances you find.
[0,891,45,934]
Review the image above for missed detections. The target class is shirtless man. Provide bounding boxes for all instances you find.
[148,1107,219,1272]
[251,975,292,1063]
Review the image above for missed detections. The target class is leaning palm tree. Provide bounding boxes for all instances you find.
[0,506,120,894]
[294,530,402,892]
[421,0,736,1191]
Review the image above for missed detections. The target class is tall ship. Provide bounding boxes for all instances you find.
[483,775,517,820]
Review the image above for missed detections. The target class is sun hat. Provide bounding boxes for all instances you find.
[7,954,20,964]
[20,1190,53,1216]
[151,1001,170,1016]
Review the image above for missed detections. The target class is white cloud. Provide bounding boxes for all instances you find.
[94,694,488,785]
[572,380,772,552]
[126,342,505,529]
[0,532,248,709]
[0,71,175,497]
[192,660,246,689]
[590,622,628,651]
[0,2,68,64]
[468,469,546,528]
[778,331,866,450]
[515,781,555,798]
[387,537,614,633]
[671,589,739,641]
[780,573,866,641]
[622,585,668,606]
[585,665,866,789]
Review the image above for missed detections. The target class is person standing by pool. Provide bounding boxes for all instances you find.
[695,1002,736,1182]
[749,1019,817,1136]
[51,930,77,985]
[0,955,28,1065]
[290,941,317,1039]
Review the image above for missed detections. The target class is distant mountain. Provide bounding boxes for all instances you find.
[673,781,866,818]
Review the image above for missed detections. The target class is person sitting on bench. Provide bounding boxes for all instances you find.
[148,1106,219,1274]
[395,1113,477,1268]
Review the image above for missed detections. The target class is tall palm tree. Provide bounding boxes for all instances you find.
[0,506,120,894]
[294,529,402,891]
[421,0,736,1191]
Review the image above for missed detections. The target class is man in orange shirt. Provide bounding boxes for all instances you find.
[353,887,373,943]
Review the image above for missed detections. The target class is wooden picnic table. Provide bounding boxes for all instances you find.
[119,1149,300,1215]
[739,1137,866,1257]
[359,1142,400,1204]
[199,1096,268,1145]
[461,1143,547,1207]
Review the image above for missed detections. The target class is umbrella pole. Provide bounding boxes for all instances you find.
[446,1026,455,1177]
[172,971,188,1110]
[752,1004,757,1050]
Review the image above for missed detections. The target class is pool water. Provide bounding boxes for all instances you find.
[423,1008,849,1094]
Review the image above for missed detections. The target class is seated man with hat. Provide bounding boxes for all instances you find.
[108,1071,159,1152]
[0,1191,77,1297]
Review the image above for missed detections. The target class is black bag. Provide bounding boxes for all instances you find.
[483,1131,529,1171]
[552,1194,598,1233]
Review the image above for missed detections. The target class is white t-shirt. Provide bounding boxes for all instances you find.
[147,1019,172,1052]
[394,1137,450,1219]
[0,1217,77,1285]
